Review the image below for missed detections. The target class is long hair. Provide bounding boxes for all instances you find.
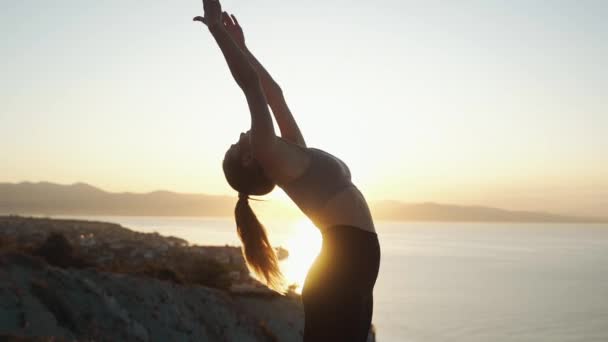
[235,194,283,290]
[223,154,284,291]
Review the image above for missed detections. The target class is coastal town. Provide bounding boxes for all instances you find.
[0,215,288,294]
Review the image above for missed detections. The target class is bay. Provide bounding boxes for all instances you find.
[56,216,608,342]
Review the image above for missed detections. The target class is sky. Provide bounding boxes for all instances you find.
[1,0,607,217]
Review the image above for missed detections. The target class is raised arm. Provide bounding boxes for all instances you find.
[222,13,306,147]
[194,0,276,160]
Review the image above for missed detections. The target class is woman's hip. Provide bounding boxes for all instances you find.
[304,225,380,295]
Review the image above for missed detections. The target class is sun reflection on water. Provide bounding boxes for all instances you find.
[280,219,323,294]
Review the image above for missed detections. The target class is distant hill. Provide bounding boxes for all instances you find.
[0,181,234,217]
[372,200,606,223]
[0,182,605,223]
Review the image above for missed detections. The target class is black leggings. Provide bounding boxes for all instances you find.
[302,225,381,342]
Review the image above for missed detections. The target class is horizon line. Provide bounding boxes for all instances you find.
[2,180,607,222]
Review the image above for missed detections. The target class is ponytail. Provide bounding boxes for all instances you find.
[235,193,283,291]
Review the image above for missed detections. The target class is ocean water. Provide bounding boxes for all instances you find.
[58,216,608,342]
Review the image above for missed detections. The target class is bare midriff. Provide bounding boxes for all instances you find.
[315,185,376,233]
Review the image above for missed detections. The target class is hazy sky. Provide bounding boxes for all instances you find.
[1,1,606,216]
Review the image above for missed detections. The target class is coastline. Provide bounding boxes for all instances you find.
[0,215,376,341]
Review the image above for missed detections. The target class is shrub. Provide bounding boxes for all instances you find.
[33,233,91,269]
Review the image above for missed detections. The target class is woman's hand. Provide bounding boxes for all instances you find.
[193,0,222,29]
[222,12,246,49]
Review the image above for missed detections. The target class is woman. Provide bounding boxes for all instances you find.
[194,1,380,341]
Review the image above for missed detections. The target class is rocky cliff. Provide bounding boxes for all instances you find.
[0,216,375,341]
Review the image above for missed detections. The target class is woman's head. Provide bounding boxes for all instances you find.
[222,131,283,291]
[222,131,275,196]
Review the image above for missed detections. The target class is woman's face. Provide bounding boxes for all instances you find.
[225,131,252,166]
[222,130,276,196]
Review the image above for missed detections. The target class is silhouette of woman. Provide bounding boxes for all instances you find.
[195,1,380,341]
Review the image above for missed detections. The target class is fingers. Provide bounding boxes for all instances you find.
[222,11,236,27]
[219,11,241,29]
[202,0,222,16]
[193,16,207,25]
[231,14,240,27]
[196,0,222,27]
[222,12,231,26]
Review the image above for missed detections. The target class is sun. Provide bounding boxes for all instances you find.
[280,219,323,294]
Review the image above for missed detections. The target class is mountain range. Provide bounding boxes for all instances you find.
[0,182,605,223]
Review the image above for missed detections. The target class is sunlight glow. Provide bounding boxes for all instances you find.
[280,219,323,294]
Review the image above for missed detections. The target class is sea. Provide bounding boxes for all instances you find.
[55,216,608,342]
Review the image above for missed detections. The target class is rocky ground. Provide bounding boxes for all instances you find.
[0,216,375,341]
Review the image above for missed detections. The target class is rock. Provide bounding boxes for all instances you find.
[0,216,377,341]
[0,253,303,341]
